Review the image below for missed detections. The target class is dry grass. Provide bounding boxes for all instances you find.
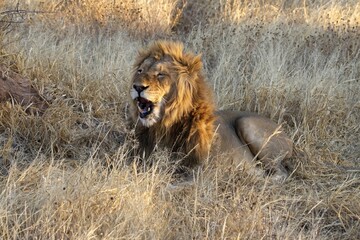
[0,0,359,239]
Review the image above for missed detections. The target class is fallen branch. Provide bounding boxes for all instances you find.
[0,2,56,33]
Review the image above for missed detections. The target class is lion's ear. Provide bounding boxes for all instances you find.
[134,50,150,69]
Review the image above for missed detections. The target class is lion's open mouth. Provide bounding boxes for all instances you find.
[136,97,154,118]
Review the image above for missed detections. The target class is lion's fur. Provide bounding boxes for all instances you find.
[129,40,293,177]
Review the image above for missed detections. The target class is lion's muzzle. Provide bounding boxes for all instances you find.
[131,84,155,119]
[131,74,167,127]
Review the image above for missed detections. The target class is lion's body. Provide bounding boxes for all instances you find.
[215,110,292,179]
[129,41,293,181]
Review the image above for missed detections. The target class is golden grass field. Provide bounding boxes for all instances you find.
[0,0,359,239]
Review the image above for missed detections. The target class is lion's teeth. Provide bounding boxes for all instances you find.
[147,107,151,111]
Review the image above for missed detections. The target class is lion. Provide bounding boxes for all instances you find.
[129,40,293,181]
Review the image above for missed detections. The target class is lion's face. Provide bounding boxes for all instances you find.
[130,56,176,127]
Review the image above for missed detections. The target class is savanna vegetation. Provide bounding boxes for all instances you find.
[0,0,359,239]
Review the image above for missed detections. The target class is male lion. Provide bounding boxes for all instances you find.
[129,40,293,181]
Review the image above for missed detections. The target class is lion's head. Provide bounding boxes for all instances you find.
[130,41,214,128]
[129,41,216,164]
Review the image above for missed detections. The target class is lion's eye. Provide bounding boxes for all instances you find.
[157,73,166,79]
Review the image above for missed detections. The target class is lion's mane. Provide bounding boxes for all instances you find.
[130,41,216,166]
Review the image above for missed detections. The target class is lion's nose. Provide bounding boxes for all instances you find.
[133,84,148,93]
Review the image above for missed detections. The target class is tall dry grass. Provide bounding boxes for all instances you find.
[0,0,359,239]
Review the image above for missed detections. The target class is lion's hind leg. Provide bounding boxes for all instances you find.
[234,116,293,182]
